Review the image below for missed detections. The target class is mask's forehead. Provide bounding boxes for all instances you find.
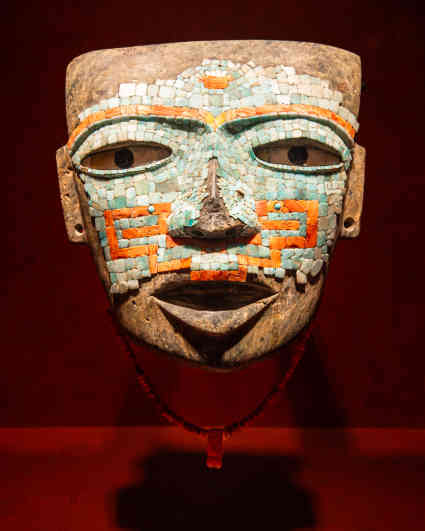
[65,40,361,134]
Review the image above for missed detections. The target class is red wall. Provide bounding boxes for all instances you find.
[3,0,424,429]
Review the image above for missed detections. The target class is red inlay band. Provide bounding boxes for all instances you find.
[68,104,355,151]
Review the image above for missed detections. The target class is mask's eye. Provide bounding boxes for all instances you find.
[114,148,134,169]
[82,142,172,170]
[253,139,341,167]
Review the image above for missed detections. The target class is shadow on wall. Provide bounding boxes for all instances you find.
[110,329,350,530]
[285,330,353,454]
[112,452,316,531]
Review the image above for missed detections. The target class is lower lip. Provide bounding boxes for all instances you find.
[152,293,278,337]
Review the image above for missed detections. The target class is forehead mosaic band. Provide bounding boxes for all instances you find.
[68,59,358,149]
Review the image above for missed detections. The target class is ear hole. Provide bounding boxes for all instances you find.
[343,217,355,229]
[75,223,84,235]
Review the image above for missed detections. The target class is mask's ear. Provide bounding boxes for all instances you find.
[56,145,87,243]
[340,143,366,238]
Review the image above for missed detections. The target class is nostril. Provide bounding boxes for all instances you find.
[236,190,245,199]
[190,229,204,237]
[225,227,238,238]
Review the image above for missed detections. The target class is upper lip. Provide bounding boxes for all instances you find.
[153,280,277,311]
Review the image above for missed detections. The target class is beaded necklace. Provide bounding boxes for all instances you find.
[108,308,313,469]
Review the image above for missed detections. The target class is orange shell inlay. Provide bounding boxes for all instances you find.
[68,103,355,150]
[200,75,233,89]
[103,199,318,274]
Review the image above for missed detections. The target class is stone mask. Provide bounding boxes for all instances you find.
[57,41,365,370]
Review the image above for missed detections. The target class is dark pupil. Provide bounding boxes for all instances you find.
[114,148,134,169]
[288,146,308,165]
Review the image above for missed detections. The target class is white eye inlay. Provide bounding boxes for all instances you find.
[228,117,352,171]
[71,118,207,176]
[253,139,341,167]
[82,142,172,171]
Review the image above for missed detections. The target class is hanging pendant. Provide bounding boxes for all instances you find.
[206,429,224,469]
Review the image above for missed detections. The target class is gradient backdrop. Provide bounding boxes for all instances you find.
[3,0,424,429]
[2,2,425,529]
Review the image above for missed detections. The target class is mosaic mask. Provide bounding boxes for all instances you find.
[57,41,365,370]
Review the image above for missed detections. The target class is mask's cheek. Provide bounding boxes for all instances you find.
[72,174,113,298]
[320,168,348,250]
[76,172,164,296]
[248,167,347,284]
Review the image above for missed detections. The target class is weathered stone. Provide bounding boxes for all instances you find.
[310,259,324,277]
[340,144,366,238]
[56,147,86,243]
[300,259,313,275]
[296,270,308,285]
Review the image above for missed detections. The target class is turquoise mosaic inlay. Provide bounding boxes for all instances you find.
[68,59,359,295]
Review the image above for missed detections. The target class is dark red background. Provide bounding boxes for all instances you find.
[3,0,424,430]
[2,3,425,530]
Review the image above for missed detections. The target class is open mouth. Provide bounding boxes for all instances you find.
[153,281,276,311]
[151,281,278,366]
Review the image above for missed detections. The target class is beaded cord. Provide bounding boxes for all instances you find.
[108,307,314,469]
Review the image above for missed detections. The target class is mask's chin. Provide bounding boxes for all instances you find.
[113,270,325,370]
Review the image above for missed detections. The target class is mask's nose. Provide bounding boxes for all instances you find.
[181,158,259,240]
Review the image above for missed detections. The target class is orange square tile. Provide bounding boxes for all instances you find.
[270,250,281,267]
[155,203,172,214]
[237,254,248,266]
[149,254,157,274]
[249,233,262,245]
[286,236,305,248]
[158,219,168,233]
[166,235,177,248]
[269,237,287,250]
[256,201,268,217]
[104,211,113,228]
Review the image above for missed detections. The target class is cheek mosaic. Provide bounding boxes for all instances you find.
[67,60,359,295]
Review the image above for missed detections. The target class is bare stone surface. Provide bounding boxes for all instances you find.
[56,146,86,244]
[115,271,324,368]
[340,144,366,238]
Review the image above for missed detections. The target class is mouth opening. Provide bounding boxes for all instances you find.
[154,281,275,311]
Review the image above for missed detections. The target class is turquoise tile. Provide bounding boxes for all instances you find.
[319,204,328,216]
[281,257,295,269]
[136,256,149,268]
[259,246,270,258]
[112,196,126,209]
[275,268,286,278]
